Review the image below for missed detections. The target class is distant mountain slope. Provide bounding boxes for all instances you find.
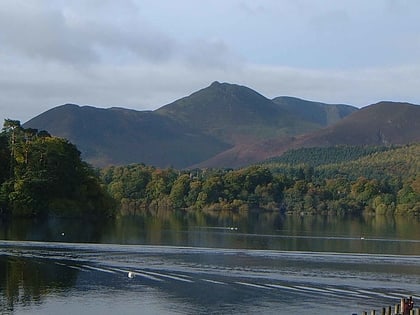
[296,101,420,147]
[272,96,357,126]
[196,101,420,168]
[24,104,231,168]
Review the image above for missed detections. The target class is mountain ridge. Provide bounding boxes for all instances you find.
[23,82,419,169]
[24,103,231,168]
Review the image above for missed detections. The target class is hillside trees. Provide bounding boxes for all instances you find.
[0,120,115,218]
[268,145,393,167]
[273,145,420,215]
[101,144,419,216]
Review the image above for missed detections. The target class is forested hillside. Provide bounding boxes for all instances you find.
[265,144,419,215]
[264,145,394,167]
[0,120,115,218]
[2,116,418,218]
[101,144,420,216]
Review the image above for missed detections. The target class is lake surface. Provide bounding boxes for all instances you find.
[1,210,420,314]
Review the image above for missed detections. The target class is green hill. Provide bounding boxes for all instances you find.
[319,144,420,181]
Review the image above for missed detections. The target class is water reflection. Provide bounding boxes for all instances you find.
[0,210,420,314]
[0,211,419,253]
[0,217,111,243]
[1,241,419,315]
[0,255,77,313]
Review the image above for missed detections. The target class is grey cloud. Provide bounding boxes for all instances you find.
[0,1,98,64]
[237,2,266,15]
[0,0,243,71]
[239,64,420,107]
[0,0,176,65]
[2,0,420,124]
[70,20,175,64]
[182,39,242,70]
[2,54,420,124]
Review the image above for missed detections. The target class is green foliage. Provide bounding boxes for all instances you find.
[101,144,419,216]
[0,120,115,218]
[101,166,283,213]
[268,144,420,215]
[0,133,10,184]
[265,145,394,167]
[169,174,190,208]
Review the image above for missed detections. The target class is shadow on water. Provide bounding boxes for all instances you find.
[0,216,113,243]
[0,255,78,313]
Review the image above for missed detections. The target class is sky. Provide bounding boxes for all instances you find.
[1,0,420,123]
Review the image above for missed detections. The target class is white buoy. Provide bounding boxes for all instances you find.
[128,271,135,279]
[61,232,65,236]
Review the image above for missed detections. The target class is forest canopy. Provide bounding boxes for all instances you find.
[101,144,419,216]
[0,119,115,218]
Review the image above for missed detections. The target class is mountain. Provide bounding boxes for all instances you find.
[194,101,420,168]
[24,82,358,168]
[295,101,420,147]
[24,104,230,168]
[272,96,357,126]
[157,81,318,143]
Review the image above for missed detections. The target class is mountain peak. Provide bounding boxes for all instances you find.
[207,81,246,94]
[210,81,221,87]
[156,81,289,142]
[22,82,418,169]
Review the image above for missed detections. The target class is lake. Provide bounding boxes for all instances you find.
[1,210,420,314]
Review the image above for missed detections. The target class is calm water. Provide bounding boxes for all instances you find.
[1,210,420,314]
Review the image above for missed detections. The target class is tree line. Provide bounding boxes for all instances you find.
[101,144,419,216]
[1,118,418,218]
[101,165,284,214]
[0,120,115,218]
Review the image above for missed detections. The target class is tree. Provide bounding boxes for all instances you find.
[0,119,115,218]
[169,174,190,208]
[0,133,10,183]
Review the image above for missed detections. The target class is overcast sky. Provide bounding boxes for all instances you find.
[1,0,420,123]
